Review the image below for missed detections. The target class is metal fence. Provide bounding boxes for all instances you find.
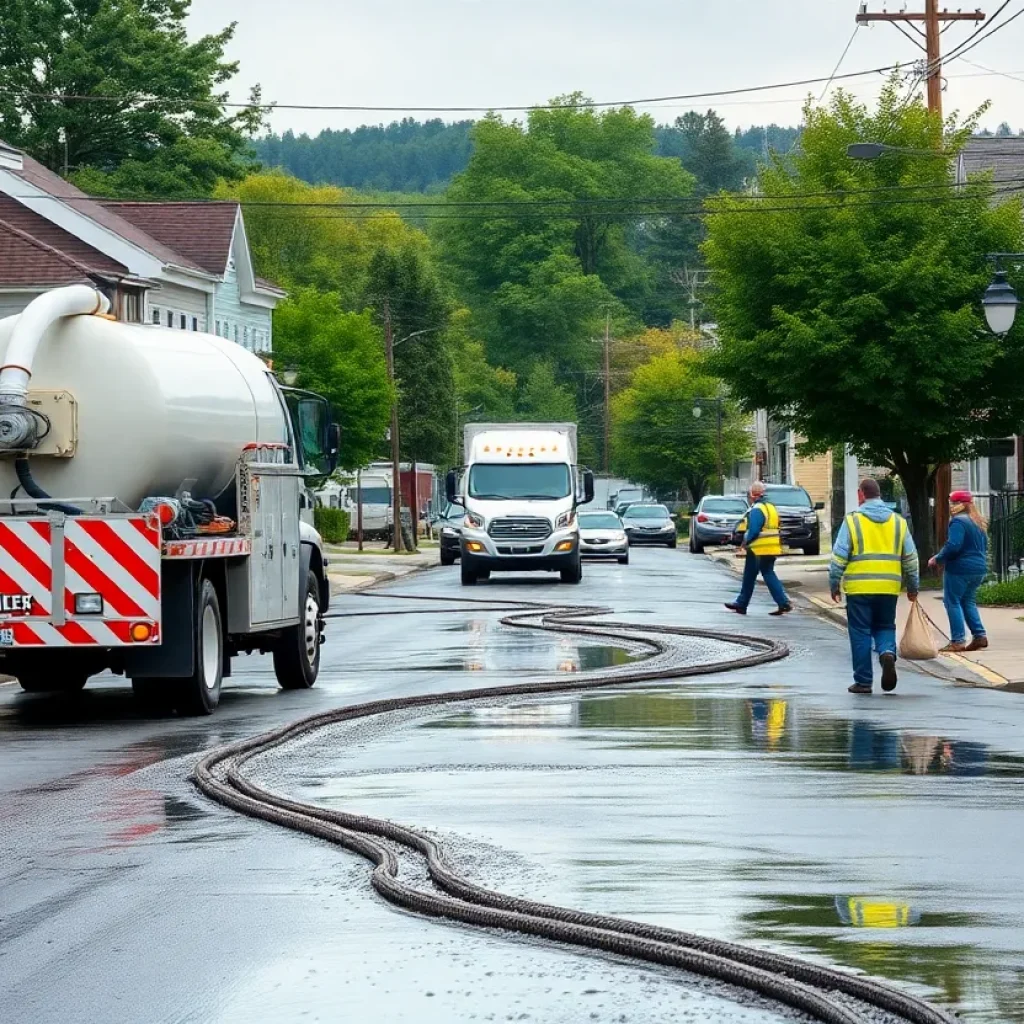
[990,490,1024,581]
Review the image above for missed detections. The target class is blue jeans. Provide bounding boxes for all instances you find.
[845,594,898,687]
[735,553,790,609]
[943,572,987,644]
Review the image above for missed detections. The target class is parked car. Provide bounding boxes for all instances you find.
[578,510,630,564]
[621,503,677,548]
[760,484,824,556]
[689,494,749,554]
[436,500,467,565]
[614,501,638,517]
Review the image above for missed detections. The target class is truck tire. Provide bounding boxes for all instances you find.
[802,539,821,557]
[173,578,223,716]
[560,556,583,584]
[461,560,478,586]
[274,569,322,690]
[18,672,88,694]
[440,549,456,566]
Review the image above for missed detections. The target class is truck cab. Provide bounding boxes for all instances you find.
[448,423,594,585]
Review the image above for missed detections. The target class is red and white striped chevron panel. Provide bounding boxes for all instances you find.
[0,516,161,647]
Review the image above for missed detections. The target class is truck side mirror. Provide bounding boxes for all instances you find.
[814,501,825,511]
[445,469,458,503]
[327,423,341,472]
[582,469,595,505]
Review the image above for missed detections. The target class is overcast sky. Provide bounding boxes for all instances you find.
[187,0,1024,136]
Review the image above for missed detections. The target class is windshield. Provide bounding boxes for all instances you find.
[468,463,571,500]
[580,513,622,530]
[764,487,812,508]
[624,505,670,519]
[358,486,391,504]
[703,499,748,514]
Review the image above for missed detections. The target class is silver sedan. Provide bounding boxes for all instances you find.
[578,511,630,564]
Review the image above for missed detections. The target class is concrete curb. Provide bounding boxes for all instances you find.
[328,560,436,594]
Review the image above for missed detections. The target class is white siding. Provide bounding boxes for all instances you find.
[212,261,274,354]
[146,282,208,333]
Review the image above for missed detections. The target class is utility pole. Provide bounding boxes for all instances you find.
[603,313,611,474]
[356,467,364,552]
[716,400,724,496]
[855,2,986,557]
[855,3,986,119]
[384,297,404,553]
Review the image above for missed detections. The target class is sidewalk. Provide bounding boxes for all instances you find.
[325,543,438,593]
[707,548,1024,690]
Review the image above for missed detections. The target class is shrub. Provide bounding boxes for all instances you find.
[976,576,1024,607]
[675,514,691,539]
[314,507,351,544]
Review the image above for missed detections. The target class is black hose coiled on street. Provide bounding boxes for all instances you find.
[14,456,81,516]
[193,594,958,1024]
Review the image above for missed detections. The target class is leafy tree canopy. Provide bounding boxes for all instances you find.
[272,289,391,471]
[611,348,749,502]
[704,78,1024,558]
[0,0,263,197]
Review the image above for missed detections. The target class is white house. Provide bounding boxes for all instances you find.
[0,140,283,349]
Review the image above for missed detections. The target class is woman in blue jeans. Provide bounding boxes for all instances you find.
[928,490,989,653]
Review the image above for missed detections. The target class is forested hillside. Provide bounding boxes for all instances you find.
[253,116,801,192]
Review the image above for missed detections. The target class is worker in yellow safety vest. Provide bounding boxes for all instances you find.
[725,481,792,616]
[829,477,920,695]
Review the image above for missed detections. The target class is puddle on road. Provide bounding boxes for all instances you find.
[406,689,1024,1021]
[427,690,1023,777]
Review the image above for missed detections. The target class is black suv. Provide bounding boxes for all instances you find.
[760,484,824,556]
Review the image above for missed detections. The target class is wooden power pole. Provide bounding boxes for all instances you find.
[603,314,611,474]
[855,3,986,556]
[855,3,986,118]
[384,297,405,553]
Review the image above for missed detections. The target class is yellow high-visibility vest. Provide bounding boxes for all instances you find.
[747,501,782,556]
[842,512,907,596]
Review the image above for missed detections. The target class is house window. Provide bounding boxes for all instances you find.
[166,310,173,328]
[192,316,198,331]
[234,324,239,343]
[243,326,249,348]
[179,313,186,330]
[152,308,161,325]
[215,320,221,336]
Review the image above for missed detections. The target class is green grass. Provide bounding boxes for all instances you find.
[976,576,1024,607]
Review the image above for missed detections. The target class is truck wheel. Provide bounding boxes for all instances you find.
[173,578,223,716]
[274,570,322,690]
[560,557,583,584]
[18,672,88,694]
[802,540,821,557]
[461,560,478,586]
[440,549,456,567]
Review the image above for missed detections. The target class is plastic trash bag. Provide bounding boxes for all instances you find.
[898,601,939,661]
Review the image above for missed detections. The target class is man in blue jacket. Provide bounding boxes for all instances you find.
[830,478,920,694]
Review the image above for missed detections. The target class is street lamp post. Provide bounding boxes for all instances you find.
[692,398,725,495]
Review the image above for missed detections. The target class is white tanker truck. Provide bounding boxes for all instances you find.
[0,286,340,714]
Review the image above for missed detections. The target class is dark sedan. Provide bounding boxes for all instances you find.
[436,501,466,565]
[621,504,677,548]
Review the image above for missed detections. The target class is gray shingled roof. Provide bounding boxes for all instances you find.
[959,137,1024,194]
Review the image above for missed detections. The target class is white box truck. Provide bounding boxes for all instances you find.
[0,286,339,714]
[446,422,594,585]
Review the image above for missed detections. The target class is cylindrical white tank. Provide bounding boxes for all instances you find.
[0,312,290,510]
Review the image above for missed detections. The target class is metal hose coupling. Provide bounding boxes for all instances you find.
[0,398,41,450]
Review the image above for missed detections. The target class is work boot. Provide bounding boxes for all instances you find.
[724,602,747,615]
[966,636,989,651]
[848,683,873,695]
[769,604,793,616]
[880,652,898,692]
[939,642,967,654]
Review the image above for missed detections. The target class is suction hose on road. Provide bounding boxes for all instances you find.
[193,593,957,1024]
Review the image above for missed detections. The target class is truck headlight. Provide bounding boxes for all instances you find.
[465,512,485,529]
[556,510,576,529]
[804,513,818,524]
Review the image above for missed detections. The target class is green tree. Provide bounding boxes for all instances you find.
[364,244,458,466]
[271,289,391,470]
[611,349,749,502]
[518,361,578,422]
[0,0,264,197]
[704,80,1024,561]
[449,308,518,423]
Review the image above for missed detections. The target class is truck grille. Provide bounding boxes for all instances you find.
[488,516,552,541]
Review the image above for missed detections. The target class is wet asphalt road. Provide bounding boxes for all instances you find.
[2,548,1024,1023]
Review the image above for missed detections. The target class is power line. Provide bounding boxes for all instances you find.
[0,64,903,115]
[8,175,1017,211]
[820,22,863,101]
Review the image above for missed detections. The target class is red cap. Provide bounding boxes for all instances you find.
[949,490,973,503]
